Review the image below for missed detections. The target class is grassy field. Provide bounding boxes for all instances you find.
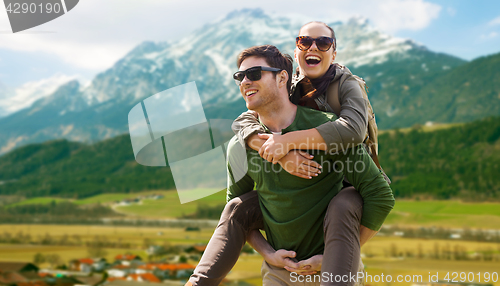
[0,224,215,246]
[7,191,500,228]
[4,189,227,218]
[110,196,500,228]
[113,189,226,218]
[363,258,500,286]
[1,224,499,286]
[7,197,69,207]
[386,200,500,228]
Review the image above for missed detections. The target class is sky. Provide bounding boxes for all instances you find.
[0,0,499,113]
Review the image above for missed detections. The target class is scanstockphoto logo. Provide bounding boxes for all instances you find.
[128,82,245,204]
[3,0,79,33]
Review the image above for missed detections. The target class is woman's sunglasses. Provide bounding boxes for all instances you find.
[296,36,335,52]
[233,66,282,86]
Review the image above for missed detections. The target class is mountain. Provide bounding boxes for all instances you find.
[388,52,500,127]
[0,80,13,117]
[0,8,490,154]
[0,135,175,198]
[1,116,498,200]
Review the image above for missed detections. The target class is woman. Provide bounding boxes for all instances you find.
[188,21,389,286]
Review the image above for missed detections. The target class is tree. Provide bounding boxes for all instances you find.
[33,253,46,265]
[46,254,62,268]
[88,245,108,258]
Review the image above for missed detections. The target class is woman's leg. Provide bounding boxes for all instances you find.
[188,191,263,286]
[322,187,363,286]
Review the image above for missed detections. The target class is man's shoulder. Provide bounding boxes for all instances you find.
[296,105,338,123]
[226,135,252,184]
[227,135,256,164]
[227,135,245,157]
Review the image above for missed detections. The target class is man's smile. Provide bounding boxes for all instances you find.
[245,89,258,98]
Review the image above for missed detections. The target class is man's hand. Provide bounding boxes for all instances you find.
[263,249,300,269]
[284,254,322,275]
[278,150,321,179]
[258,133,289,163]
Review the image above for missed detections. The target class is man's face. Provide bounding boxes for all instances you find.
[295,22,336,79]
[238,56,280,111]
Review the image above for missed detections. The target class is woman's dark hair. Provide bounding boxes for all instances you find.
[237,45,293,93]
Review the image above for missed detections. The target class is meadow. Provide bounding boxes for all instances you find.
[6,190,500,228]
[386,200,500,229]
[0,224,499,286]
[3,192,500,285]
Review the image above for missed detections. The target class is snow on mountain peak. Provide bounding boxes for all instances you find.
[32,9,430,110]
[331,17,426,67]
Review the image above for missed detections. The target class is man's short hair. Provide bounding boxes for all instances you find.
[237,45,293,93]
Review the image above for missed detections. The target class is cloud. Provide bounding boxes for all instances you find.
[352,0,442,33]
[0,74,81,114]
[447,6,456,16]
[481,31,498,39]
[0,0,442,72]
[489,16,500,26]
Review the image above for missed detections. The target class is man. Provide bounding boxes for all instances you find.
[188,45,394,286]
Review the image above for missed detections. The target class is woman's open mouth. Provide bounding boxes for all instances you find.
[305,55,321,66]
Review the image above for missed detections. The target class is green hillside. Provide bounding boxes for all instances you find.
[380,116,500,200]
[404,52,500,127]
[0,116,499,201]
[354,51,500,129]
[0,136,175,198]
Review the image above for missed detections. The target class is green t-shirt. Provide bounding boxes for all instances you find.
[227,105,394,260]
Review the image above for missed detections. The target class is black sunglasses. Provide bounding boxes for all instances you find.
[233,66,282,86]
[296,36,335,52]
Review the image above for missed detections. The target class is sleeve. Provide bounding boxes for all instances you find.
[315,75,369,152]
[226,136,255,202]
[231,110,266,148]
[339,145,395,231]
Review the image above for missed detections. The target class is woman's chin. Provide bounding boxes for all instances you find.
[303,70,322,79]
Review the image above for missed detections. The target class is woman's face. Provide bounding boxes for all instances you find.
[295,23,336,79]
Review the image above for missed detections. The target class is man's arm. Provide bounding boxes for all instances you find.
[360,225,377,246]
[226,136,254,201]
[341,145,395,231]
[247,230,302,270]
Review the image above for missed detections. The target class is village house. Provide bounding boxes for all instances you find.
[114,255,142,267]
[68,259,106,274]
[106,265,132,278]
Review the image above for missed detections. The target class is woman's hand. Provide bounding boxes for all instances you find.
[278,150,321,179]
[284,254,323,275]
[258,133,290,163]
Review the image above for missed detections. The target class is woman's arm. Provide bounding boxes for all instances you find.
[259,74,369,163]
[258,131,327,164]
[232,110,265,149]
[315,75,368,151]
[232,111,321,178]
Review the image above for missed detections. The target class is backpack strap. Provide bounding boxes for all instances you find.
[313,80,337,114]
[324,74,391,184]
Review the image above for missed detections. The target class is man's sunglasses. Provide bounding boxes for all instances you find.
[233,66,282,86]
[296,36,335,52]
